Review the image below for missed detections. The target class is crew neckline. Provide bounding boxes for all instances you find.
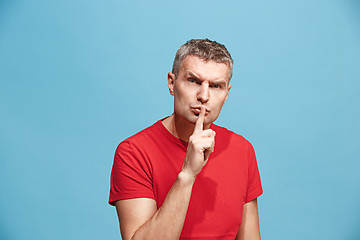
[155,118,188,148]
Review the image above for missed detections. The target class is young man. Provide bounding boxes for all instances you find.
[109,39,263,240]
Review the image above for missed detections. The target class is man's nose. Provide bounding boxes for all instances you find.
[197,84,210,103]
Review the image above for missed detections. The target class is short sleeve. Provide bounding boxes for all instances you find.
[245,143,263,203]
[109,141,154,206]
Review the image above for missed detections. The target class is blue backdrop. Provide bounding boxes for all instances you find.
[1,0,359,239]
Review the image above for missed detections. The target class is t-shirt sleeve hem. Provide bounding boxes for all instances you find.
[109,192,155,206]
[245,187,263,203]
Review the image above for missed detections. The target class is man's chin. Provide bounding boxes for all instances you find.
[193,115,214,126]
[175,112,213,126]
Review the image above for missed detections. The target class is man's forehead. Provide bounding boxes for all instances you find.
[180,56,231,82]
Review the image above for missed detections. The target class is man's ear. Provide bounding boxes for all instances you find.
[168,72,176,96]
[224,84,232,102]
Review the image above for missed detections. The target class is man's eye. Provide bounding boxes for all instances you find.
[188,78,197,83]
[211,84,221,89]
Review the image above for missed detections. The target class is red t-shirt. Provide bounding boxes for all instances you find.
[109,120,263,239]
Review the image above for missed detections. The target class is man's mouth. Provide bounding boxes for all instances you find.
[191,107,209,115]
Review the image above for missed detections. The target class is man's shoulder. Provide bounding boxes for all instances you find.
[120,120,162,145]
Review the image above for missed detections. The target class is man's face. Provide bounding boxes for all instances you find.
[168,55,232,126]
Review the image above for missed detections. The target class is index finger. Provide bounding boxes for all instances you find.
[193,106,205,134]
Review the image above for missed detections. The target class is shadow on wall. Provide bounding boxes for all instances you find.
[351,217,360,239]
[0,1,21,36]
[346,0,360,39]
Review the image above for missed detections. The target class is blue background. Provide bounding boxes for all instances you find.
[1,0,359,239]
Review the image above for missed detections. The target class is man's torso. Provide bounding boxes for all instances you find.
[109,120,262,239]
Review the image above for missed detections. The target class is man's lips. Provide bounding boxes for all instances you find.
[191,107,210,114]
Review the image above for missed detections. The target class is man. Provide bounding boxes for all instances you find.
[109,39,263,240]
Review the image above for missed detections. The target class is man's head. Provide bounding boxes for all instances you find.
[171,39,233,81]
[168,39,233,127]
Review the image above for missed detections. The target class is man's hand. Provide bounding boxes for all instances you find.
[182,106,216,178]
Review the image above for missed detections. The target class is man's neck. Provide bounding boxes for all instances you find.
[162,113,210,142]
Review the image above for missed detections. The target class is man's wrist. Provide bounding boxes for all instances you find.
[177,170,196,186]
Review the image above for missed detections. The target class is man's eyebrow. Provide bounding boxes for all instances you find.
[187,71,228,86]
[187,71,201,80]
[213,80,227,84]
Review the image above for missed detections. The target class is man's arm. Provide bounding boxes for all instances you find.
[236,198,261,240]
[115,106,215,240]
[115,171,195,240]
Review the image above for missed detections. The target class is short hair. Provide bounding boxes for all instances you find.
[172,38,233,80]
